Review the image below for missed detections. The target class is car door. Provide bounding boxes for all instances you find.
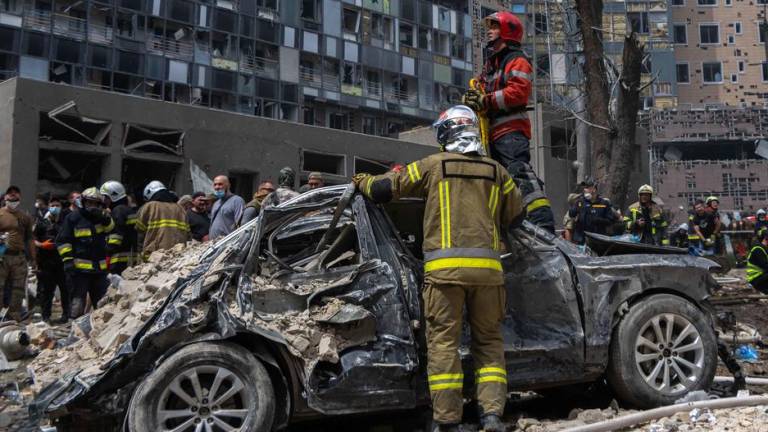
[500,224,586,388]
[257,195,421,414]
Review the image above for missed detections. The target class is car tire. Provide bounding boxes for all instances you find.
[127,342,275,432]
[606,294,717,408]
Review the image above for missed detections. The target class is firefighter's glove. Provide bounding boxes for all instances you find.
[352,173,369,190]
[462,89,485,112]
[40,239,55,251]
[704,238,715,247]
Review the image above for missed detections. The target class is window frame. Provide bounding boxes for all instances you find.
[672,23,687,44]
[762,62,768,83]
[698,22,720,45]
[676,62,690,84]
[701,61,723,84]
[697,0,717,6]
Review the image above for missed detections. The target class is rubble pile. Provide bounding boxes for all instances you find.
[626,405,768,432]
[27,242,208,392]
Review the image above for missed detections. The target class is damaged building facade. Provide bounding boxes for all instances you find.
[0,0,485,137]
[0,77,434,205]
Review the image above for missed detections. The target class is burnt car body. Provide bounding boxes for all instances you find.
[31,185,721,431]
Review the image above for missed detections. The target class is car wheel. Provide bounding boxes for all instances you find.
[607,294,717,408]
[127,342,275,432]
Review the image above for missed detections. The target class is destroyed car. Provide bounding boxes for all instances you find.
[32,185,721,431]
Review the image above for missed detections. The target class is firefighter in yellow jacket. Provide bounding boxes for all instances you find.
[354,105,524,432]
[136,181,190,259]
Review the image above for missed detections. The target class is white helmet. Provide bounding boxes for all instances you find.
[758,209,766,216]
[678,223,689,232]
[143,180,166,201]
[100,180,126,202]
[432,105,485,156]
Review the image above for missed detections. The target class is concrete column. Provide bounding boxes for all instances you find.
[101,122,123,184]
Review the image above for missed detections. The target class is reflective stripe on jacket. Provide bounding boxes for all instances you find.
[55,208,114,274]
[747,245,768,282]
[479,48,532,141]
[624,202,669,246]
[136,201,190,258]
[358,152,524,285]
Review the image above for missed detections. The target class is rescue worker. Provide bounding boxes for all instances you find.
[624,185,669,246]
[462,11,555,233]
[100,180,138,275]
[705,196,723,253]
[56,187,114,318]
[669,223,690,249]
[136,181,190,258]
[690,200,716,252]
[0,186,35,322]
[262,167,300,207]
[747,230,768,294]
[241,180,276,224]
[33,197,70,323]
[353,106,524,432]
[568,179,617,245]
[755,209,767,239]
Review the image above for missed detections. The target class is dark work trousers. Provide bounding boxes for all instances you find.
[36,264,71,321]
[68,272,109,319]
[750,272,768,294]
[490,131,556,233]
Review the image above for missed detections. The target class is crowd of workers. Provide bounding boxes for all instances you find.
[0,168,327,325]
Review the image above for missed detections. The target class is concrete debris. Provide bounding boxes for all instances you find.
[28,241,208,393]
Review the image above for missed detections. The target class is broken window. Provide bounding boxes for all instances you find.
[399,22,414,47]
[342,7,360,40]
[354,156,390,175]
[302,150,345,175]
[123,123,184,155]
[38,149,104,196]
[39,102,111,145]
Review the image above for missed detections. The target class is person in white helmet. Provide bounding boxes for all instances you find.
[755,209,767,240]
[669,223,690,249]
[135,181,189,259]
[624,184,669,245]
[100,180,138,275]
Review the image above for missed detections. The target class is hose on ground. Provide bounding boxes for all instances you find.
[559,395,768,432]
[714,375,768,385]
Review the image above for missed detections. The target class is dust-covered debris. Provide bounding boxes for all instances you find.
[27,241,209,393]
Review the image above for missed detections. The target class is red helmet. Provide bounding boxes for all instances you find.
[484,11,524,44]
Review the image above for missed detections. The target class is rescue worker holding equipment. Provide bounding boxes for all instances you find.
[568,178,617,245]
[747,230,768,294]
[56,187,114,318]
[100,180,138,275]
[625,184,669,245]
[353,106,524,432]
[462,11,555,233]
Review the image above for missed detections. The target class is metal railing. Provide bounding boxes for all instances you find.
[88,22,114,45]
[240,54,278,79]
[53,13,86,40]
[322,73,340,91]
[23,9,51,32]
[146,35,194,60]
[384,88,418,106]
[298,67,321,87]
[364,80,381,98]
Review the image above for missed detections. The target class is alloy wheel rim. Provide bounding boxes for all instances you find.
[157,365,250,432]
[634,313,705,395]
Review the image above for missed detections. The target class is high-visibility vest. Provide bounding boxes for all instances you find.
[746,245,768,282]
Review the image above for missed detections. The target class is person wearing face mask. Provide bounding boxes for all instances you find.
[208,175,246,240]
[34,196,70,323]
[136,180,190,258]
[55,187,114,319]
[240,180,276,225]
[568,178,618,245]
[0,186,36,321]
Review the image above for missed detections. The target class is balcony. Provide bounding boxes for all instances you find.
[88,22,114,45]
[384,88,418,107]
[240,54,278,79]
[53,13,86,40]
[299,66,321,87]
[23,9,51,32]
[364,80,381,98]
[322,73,340,92]
[146,35,194,60]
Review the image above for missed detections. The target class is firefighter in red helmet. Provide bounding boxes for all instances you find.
[463,11,555,233]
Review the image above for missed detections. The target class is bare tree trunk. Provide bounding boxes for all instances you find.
[574,0,613,183]
[605,34,644,211]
